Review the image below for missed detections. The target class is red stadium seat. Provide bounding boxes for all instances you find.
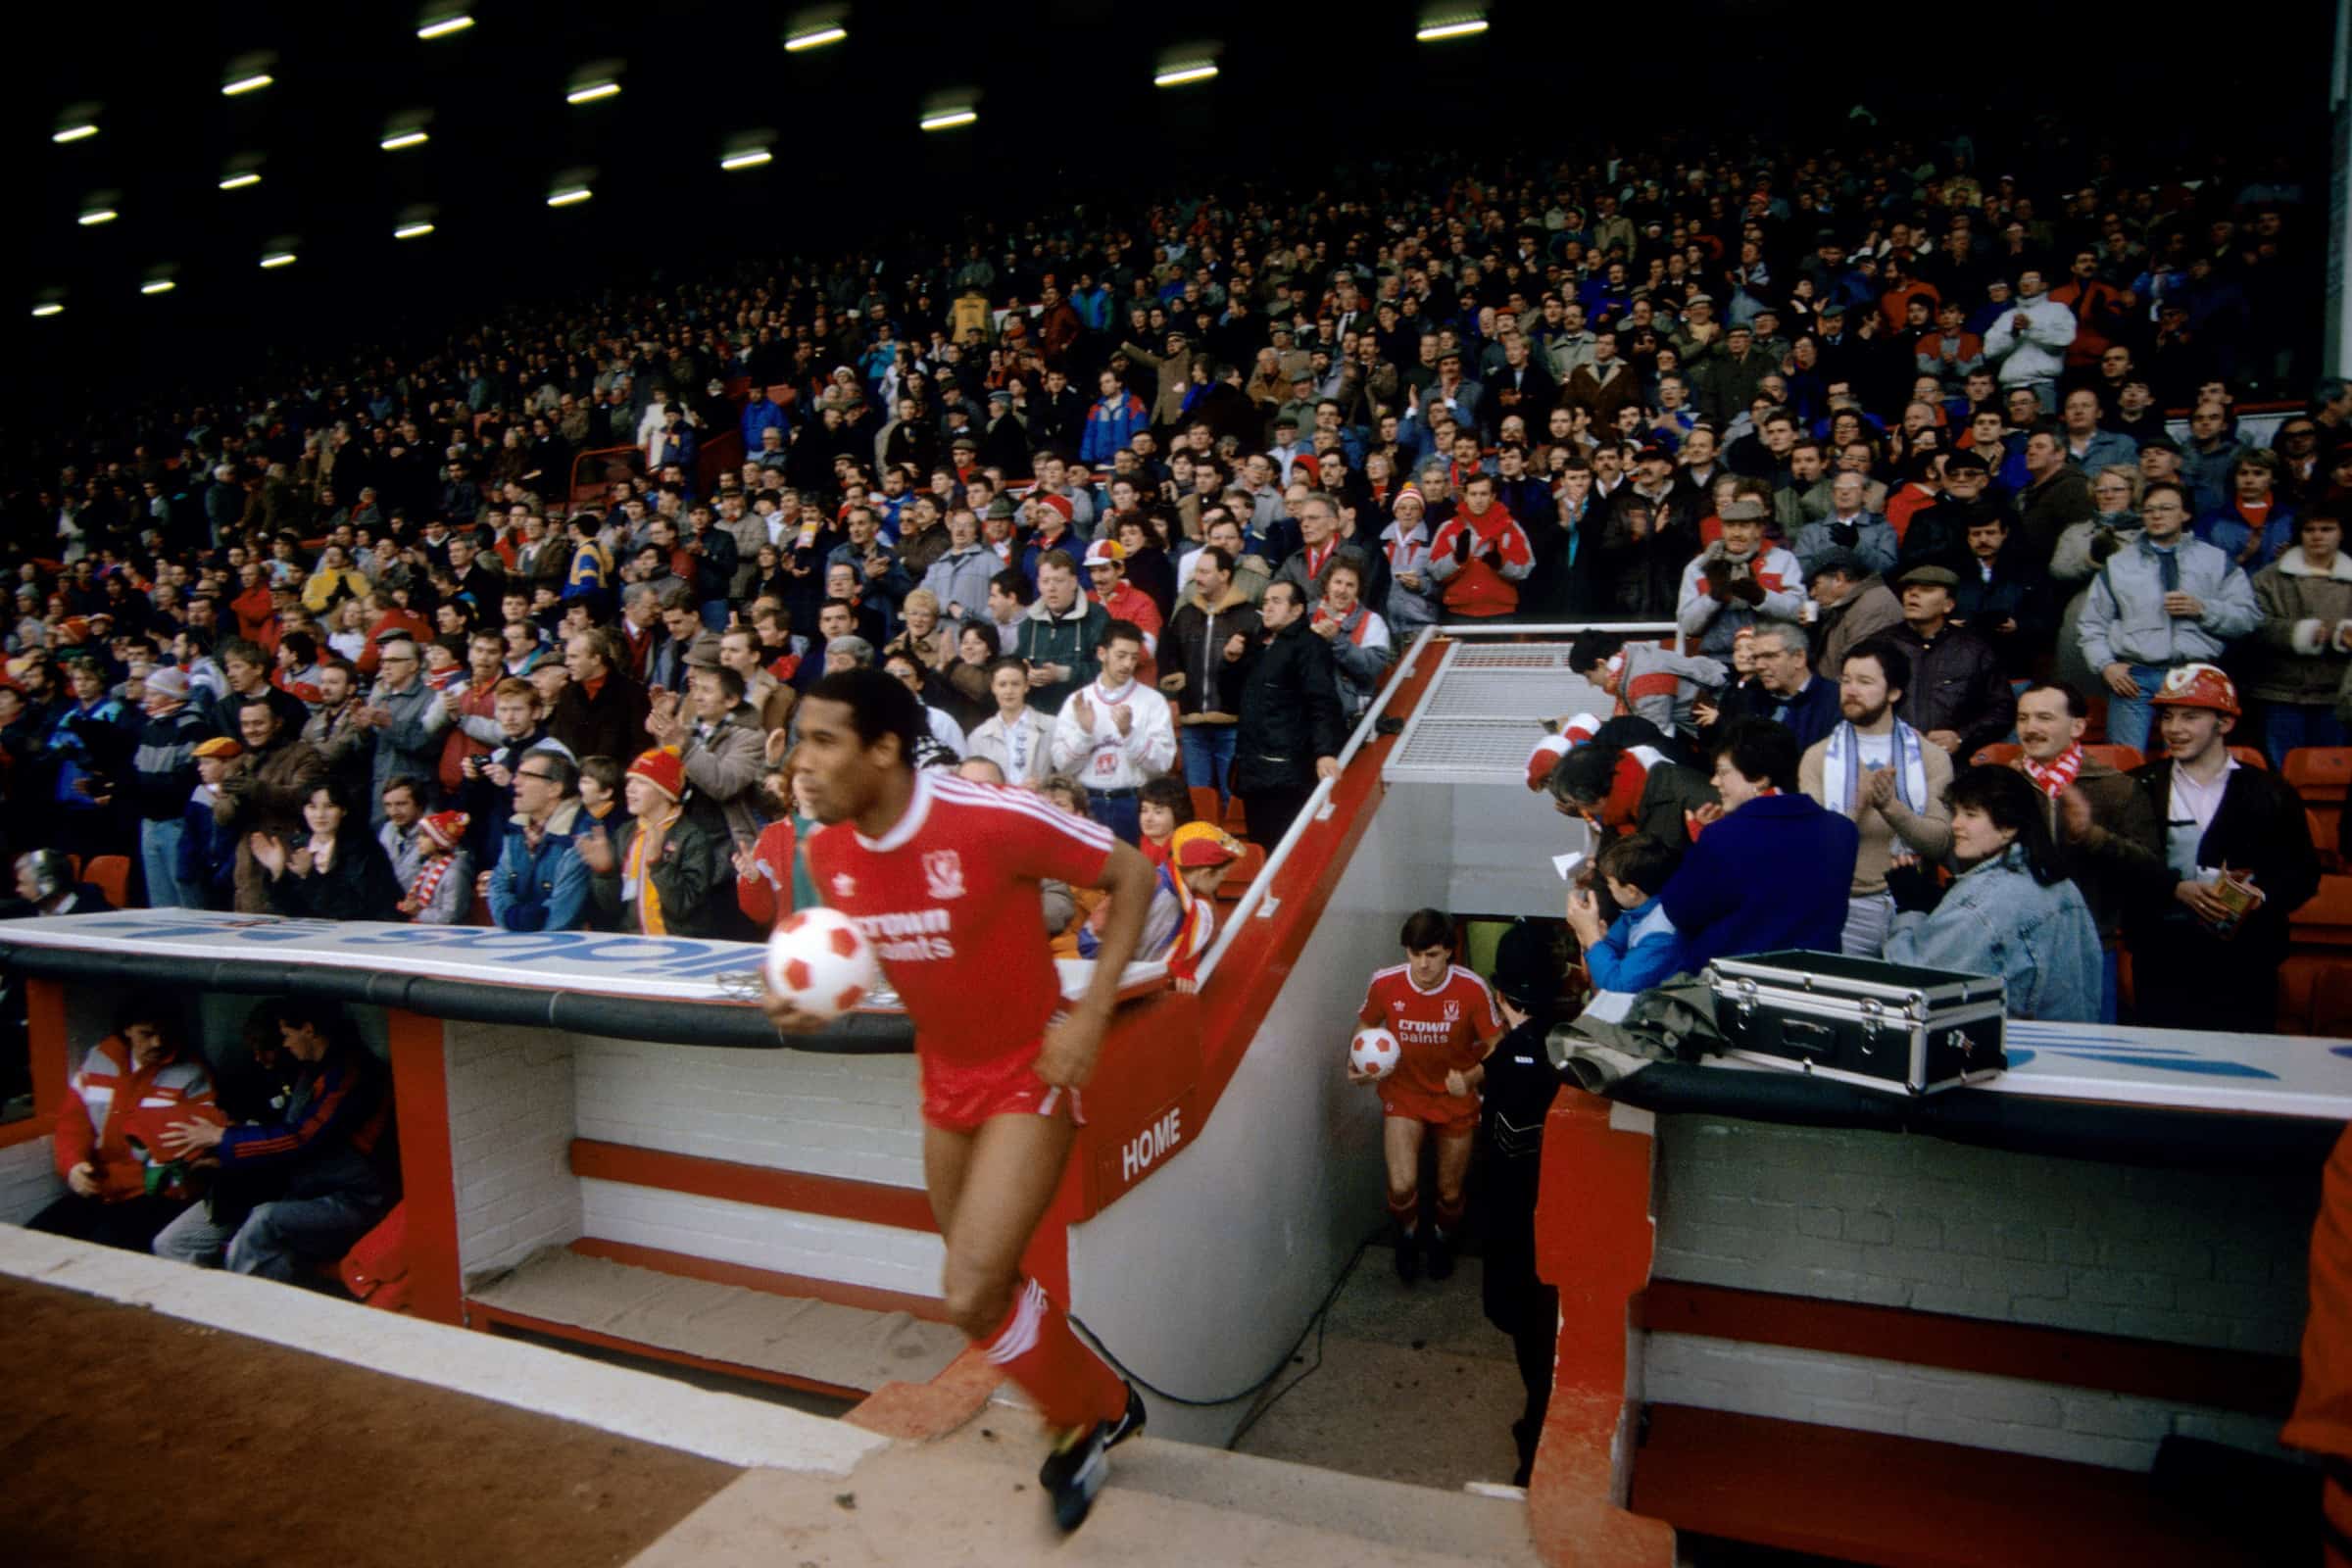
[2083,744,2143,771]
[1971,743,2022,765]
[2288,748,2352,803]
[1188,786,1221,829]
[82,855,129,909]
[2309,810,2342,874]
[2290,874,2352,948]
[2230,746,2271,771]
[1214,842,1266,901]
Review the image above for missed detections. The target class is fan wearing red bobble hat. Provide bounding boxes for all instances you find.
[580,748,727,938]
[397,810,473,925]
[2121,663,2320,1032]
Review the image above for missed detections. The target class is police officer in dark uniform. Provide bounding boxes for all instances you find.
[1479,918,1564,1487]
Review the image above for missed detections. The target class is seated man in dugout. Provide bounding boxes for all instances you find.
[27,999,221,1253]
[150,998,399,1284]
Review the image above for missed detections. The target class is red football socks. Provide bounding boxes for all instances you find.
[981,1276,1127,1430]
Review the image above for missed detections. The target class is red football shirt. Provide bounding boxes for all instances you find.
[1356,963,1503,1100]
[807,770,1115,1070]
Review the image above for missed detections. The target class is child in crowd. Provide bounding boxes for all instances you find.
[735,761,822,929]
[398,809,473,924]
[1563,833,1687,995]
[179,737,244,908]
[1135,775,1196,867]
[576,755,622,824]
[1080,819,1242,990]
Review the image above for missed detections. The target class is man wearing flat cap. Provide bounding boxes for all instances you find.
[1882,562,2015,759]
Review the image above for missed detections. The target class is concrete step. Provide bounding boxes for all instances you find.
[628,1417,1541,1568]
[469,1246,964,1396]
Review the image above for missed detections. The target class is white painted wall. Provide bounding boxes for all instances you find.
[577,1177,944,1299]
[1642,1112,2318,1469]
[0,1134,59,1224]
[573,1035,923,1192]
[1068,782,1453,1446]
[446,1020,583,1286]
[1652,1114,2314,1354]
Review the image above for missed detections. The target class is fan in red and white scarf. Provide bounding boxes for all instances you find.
[399,810,472,924]
[2019,742,2083,801]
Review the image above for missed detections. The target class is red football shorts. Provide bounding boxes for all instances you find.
[1379,1084,1479,1139]
[922,1043,1087,1134]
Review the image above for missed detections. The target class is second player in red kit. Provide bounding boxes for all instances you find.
[1352,907,1502,1283]
[765,668,1159,1533]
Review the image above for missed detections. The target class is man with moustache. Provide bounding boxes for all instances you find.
[2010,681,2162,1022]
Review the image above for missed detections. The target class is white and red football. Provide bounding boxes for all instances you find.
[1348,1025,1401,1081]
[765,907,879,1020]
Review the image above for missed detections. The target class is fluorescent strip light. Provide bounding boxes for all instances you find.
[219,172,262,190]
[416,14,474,38]
[222,74,274,96]
[259,251,297,269]
[919,109,976,131]
[140,280,175,295]
[565,81,620,104]
[547,186,592,207]
[52,124,98,144]
[77,208,118,225]
[1415,18,1489,39]
[380,130,430,150]
[31,303,64,318]
[784,24,846,51]
[720,148,773,171]
[394,221,437,239]
[1153,64,1218,87]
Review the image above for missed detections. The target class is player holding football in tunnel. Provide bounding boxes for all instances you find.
[761,667,1158,1534]
[1351,907,1504,1283]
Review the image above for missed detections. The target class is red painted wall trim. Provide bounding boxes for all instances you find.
[384,1008,463,1326]
[467,1299,870,1401]
[1,978,72,1153]
[568,1139,938,1234]
[569,1237,950,1323]
[1527,1091,1677,1568]
[1637,1279,2298,1418]
[1630,1403,2251,1568]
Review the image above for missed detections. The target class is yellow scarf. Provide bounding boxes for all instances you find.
[622,810,679,935]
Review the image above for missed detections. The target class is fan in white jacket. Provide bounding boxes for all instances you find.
[1049,636,1179,794]
[1981,274,2078,398]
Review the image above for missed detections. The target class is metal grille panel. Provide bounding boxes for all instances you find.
[1391,717,1551,772]
[1387,641,1618,782]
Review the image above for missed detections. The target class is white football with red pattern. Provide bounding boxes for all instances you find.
[765,906,879,1020]
[1349,1025,1401,1080]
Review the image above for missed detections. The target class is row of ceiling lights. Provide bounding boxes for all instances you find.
[31,8,1489,317]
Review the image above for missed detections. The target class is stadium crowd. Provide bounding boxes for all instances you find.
[0,134,2341,1070]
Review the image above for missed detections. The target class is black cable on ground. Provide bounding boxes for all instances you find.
[1066,1225,1384,1415]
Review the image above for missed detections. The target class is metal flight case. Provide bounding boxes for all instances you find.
[1703,951,2007,1096]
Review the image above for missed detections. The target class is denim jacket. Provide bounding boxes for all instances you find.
[1886,845,2102,1021]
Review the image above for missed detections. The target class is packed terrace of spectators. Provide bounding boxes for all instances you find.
[2,129,2342,1107]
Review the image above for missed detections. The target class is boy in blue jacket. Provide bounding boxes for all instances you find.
[1565,833,1687,995]
[176,738,245,909]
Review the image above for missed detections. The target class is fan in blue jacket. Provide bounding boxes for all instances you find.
[1080,373,1151,466]
[1660,721,1858,972]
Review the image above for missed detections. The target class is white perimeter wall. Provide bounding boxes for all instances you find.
[1643,1113,2320,1467]
[448,1020,583,1286]
[1067,782,1456,1446]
